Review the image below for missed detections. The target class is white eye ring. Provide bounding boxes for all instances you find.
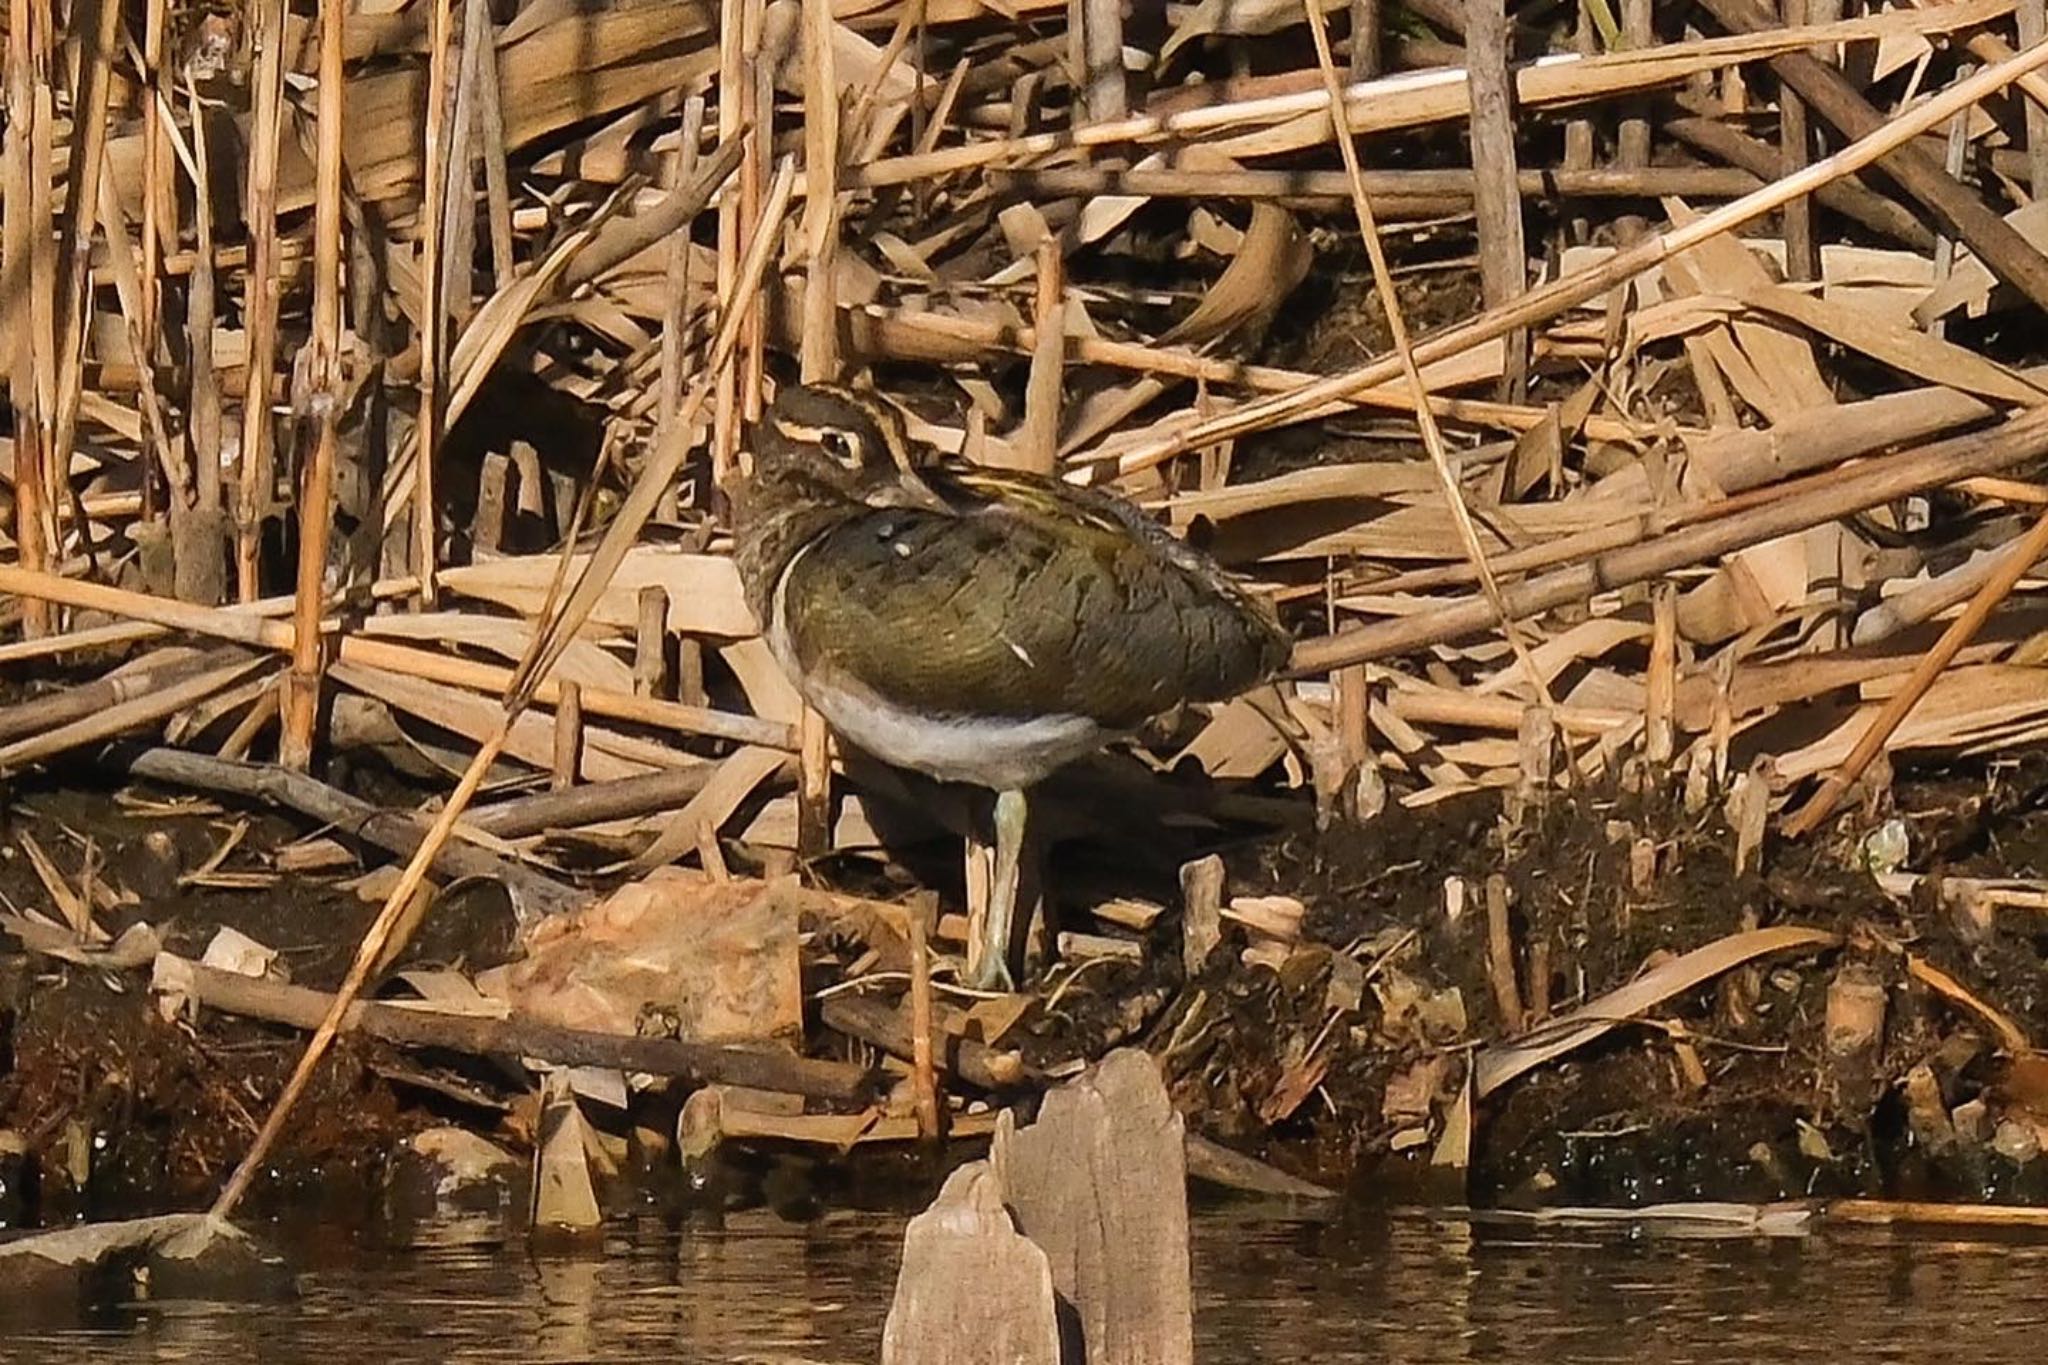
[821,430,861,468]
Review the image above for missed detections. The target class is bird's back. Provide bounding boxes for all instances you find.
[774,463,1290,730]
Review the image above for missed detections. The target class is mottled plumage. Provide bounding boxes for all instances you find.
[732,383,1291,986]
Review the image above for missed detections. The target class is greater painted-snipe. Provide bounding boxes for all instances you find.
[733,384,1291,990]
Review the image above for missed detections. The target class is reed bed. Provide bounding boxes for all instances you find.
[5,0,2048,1214]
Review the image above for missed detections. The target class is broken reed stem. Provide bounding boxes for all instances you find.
[1021,234,1064,474]
[739,0,769,423]
[237,0,288,602]
[184,78,224,607]
[1783,502,2048,838]
[5,0,52,636]
[278,0,349,771]
[211,153,782,1225]
[797,706,832,855]
[1463,0,1528,398]
[909,893,942,1142]
[136,0,171,524]
[1645,583,1677,767]
[1132,37,2048,495]
[711,0,746,486]
[659,95,705,450]
[50,0,118,482]
[465,0,514,290]
[415,0,458,609]
[799,0,840,384]
[1301,0,1560,715]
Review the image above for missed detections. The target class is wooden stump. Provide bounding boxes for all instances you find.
[881,1162,1061,1365]
[993,1048,1193,1365]
[883,1049,1195,1364]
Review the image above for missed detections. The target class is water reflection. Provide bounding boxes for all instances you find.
[8,1211,2048,1363]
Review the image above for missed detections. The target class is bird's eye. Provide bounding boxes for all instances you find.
[821,430,861,468]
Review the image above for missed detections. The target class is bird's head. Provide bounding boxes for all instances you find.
[750,383,947,512]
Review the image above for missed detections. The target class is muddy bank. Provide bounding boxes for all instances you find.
[5,756,2048,1232]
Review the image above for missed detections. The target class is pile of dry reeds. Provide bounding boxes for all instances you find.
[6,0,2048,1211]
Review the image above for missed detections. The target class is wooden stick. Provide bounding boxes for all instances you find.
[0,571,797,749]
[711,0,745,488]
[1823,1199,2048,1229]
[1854,536,2048,644]
[212,725,509,1220]
[137,0,168,532]
[161,953,872,1102]
[796,706,832,857]
[634,584,669,697]
[1484,873,1525,1032]
[819,994,1033,1092]
[1072,0,1127,122]
[1350,0,1381,80]
[463,763,743,839]
[1102,39,2048,482]
[658,95,705,458]
[0,566,294,647]
[180,77,225,607]
[1645,582,1677,767]
[278,0,348,770]
[1783,502,2048,837]
[465,0,514,291]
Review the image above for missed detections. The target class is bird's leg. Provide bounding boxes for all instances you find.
[966,787,1028,992]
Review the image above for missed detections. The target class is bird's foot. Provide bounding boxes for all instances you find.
[963,955,1016,994]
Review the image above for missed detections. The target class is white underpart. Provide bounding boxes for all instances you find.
[770,545,1109,791]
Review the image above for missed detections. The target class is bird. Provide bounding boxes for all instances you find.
[731,383,1292,990]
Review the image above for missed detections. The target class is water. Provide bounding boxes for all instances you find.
[9,1210,2048,1363]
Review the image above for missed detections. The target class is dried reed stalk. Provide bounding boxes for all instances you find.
[278,0,350,770]
[237,0,288,601]
[4,0,53,635]
[414,0,459,609]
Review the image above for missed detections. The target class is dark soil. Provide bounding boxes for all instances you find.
[8,756,2048,1230]
[0,778,515,1228]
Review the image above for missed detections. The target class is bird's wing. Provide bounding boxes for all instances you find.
[780,475,1287,725]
